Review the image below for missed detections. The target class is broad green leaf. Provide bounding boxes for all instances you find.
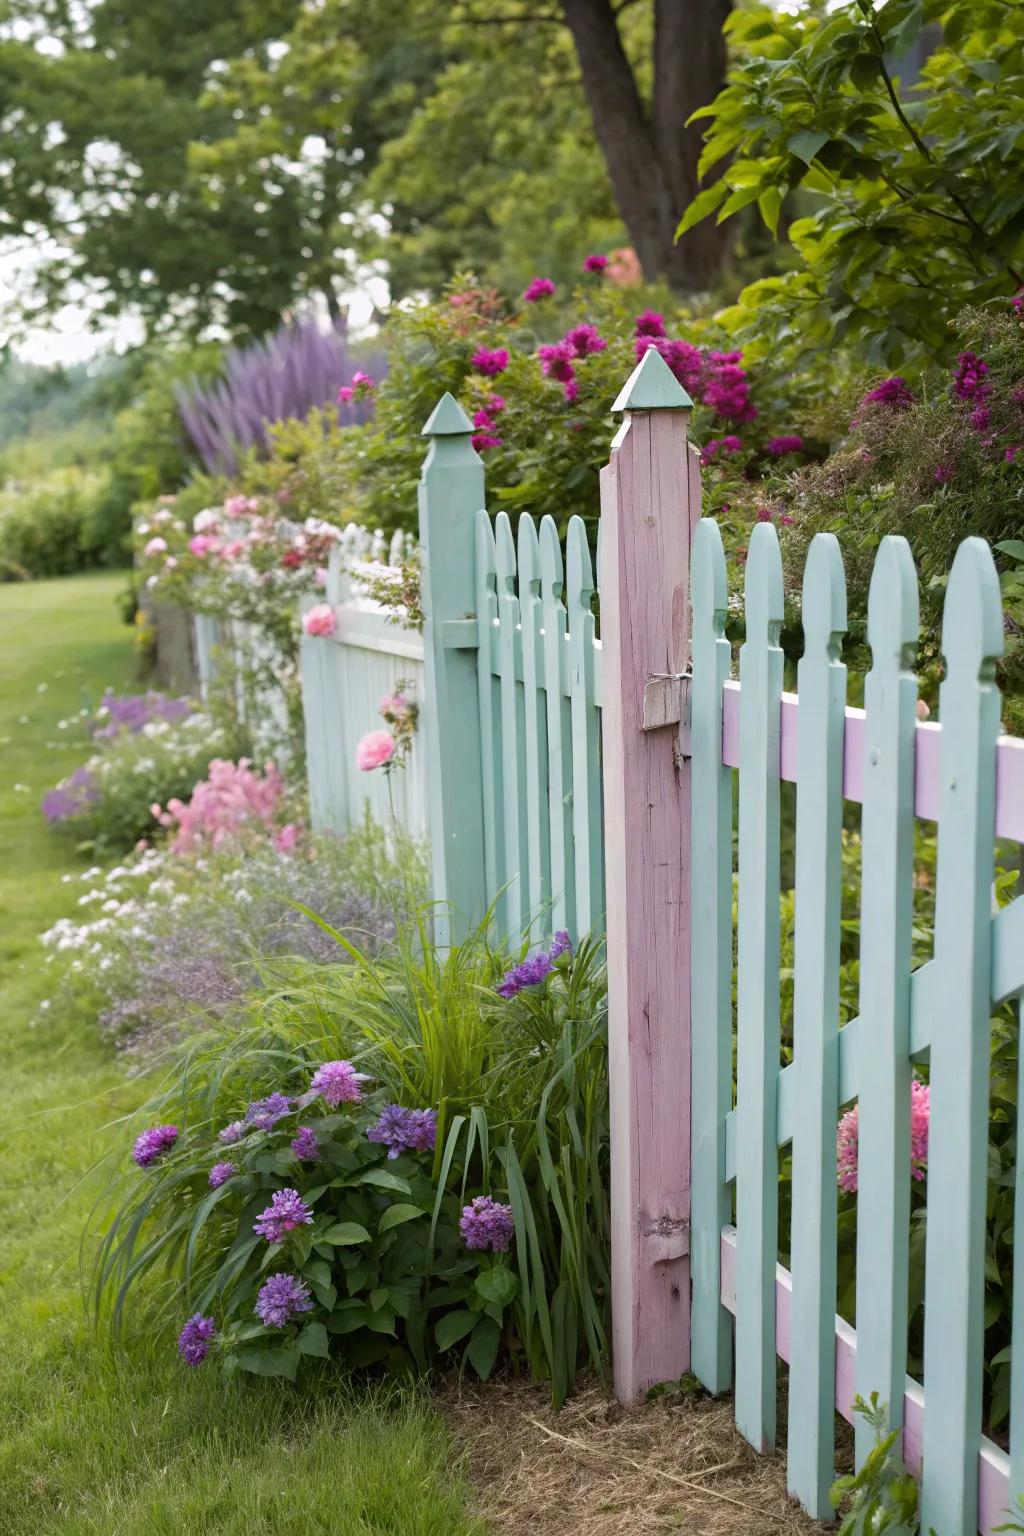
[466,1316,501,1380]
[322,1221,371,1246]
[358,1168,412,1196]
[434,1309,478,1351]
[787,128,829,165]
[297,1321,330,1358]
[379,1202,426,1233]
[473,1266,519,1307]
[235,1344,299,1381]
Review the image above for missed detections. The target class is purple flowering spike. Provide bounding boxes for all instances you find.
[367,1105,438,1159]
[244,1093,293,1131]
[177,1312,216,1365]
[253,1187,313,1244]
[290,1126,320,1162]
[309,1060,363,1107]
[132,1124,178,1167]
[549,930,572,961]
[496,949,554,998]
[459,1195,516,1253]
[208,1161,236,1189]
[255,1272,314,1327]
[218,1120,246,1144]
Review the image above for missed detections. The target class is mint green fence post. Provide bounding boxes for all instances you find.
[418,394,488,945]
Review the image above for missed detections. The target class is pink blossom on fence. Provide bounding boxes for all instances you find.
[143,537,168,558]
[523,277,555,302]
[582,253,609,273]
[379,691,413,720]
[151,758,285,855]
[351,370,375,389]
[837,1079,930,1194]
[337,385,354,403]
[303,603,337,638]
[356,728,395,771]
[471,347,510,377]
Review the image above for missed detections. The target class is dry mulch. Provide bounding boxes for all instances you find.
[446,1376,838,1535]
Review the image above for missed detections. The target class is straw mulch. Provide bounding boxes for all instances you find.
[446,1376,839,1535]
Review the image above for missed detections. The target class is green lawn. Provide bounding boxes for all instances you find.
[0,573,486,1535]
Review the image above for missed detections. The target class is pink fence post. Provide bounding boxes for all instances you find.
[600,346,702,1400]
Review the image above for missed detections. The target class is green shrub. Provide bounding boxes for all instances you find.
[0,469,114,577]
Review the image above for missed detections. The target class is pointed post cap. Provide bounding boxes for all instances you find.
[612,345,694,412]
[421,392,474,437]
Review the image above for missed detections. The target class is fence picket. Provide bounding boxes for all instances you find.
[689,516,735,1397]
[566,515,603,936]
[787,534,847,1514]
[495,512,528,939]
[475,509,504,924]
[734,520,785,1453]
[518,515,551,935]
[920,540,1004,1535]
[854,536,920,1468]
[539,516,575,940]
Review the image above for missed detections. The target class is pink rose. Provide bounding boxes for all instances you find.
[337,386,354,403]
[356,729,395,772]
[189,535,220,558]
[144,537,167,557]
[379,692,410,718]
[352,370,374,389]
[303,603,337,638]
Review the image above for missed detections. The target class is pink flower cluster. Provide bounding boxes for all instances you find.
[472,394,506,452]
[631,313,756,422]
[356,685,419,774]
[303,602,337,638]
[337,370,375,405]
[523,276,555,303]
[151,757,288,855]
[537,322,609,404]
[836,1079,930,1194]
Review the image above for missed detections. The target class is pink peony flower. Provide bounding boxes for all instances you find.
[523,277,555,302]
[303,603,337,638]
[144,537,168,558]
[356,729,395,771]
[379,692,412,718]
[154,759,285,855]
[189,535,220,558]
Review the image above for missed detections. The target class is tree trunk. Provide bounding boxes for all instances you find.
[559,0,732,293]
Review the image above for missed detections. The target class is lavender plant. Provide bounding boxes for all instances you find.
[176,316,385,477]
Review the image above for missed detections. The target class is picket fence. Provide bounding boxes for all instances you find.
[288,345,1024,1535]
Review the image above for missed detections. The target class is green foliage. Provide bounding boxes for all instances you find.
[0,470,112,579]
[829,1394,920,1533]
[91,919,609,1402]
[683,0,1024,367]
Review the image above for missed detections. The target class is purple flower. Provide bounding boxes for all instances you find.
[41,765,99,825]
[860,376,914,411]
[703,350,757,424]
[472,432,503,452]
[177,1312,216,1366]
[1006,446,1020,464]
[635,310,666,339]
[582,253,609,273]
[954,351,990,403]
[255,1272,314,1327]
[218,1120,246,1144]
[208,1161,236,1188]
[564,324,607,358]
[310,1059,363,1107]
[550,930,573,961]
[131,1124,178,1167]
[634,335,703,395]
[700,435,743,467]
[767,434,804,457]
[253,1187,314,1244]
[934,464,954,484]
[290,1126,321,1162]
[460,1195,515,1253]
[537,342,576,384]
[367,1105,438,1159]
[971,406,991,435]
[245,1092,293,1131]
[496,949,554,998]
[523,277,555,302]
[471,347,509,377]
[1013,294,1024,315]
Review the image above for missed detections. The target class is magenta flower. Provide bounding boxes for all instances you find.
[460,1195,515,1253]
[351,370,374,389]
[563,378,579,404]
[132,1124,178,1168]
[310,1059,363,1107]
[934,464,954,484]
[208,1161,236,1189]
[356,729,395,771]
[971,406,991,434]
[1006,446,1020,464]
[255,1272,314,1327]
[1012,294,1023,314]
[756,507,775,523]
[703,350,757,423]
[472,432,503,451]
[303,603,336,638]
[837,1080,930,1194]
[471,347,509,377]
[860,376,914,411]
[290,1126,321,1162]
[700,435,743,467]
[523,277,555,302]
[564,323,607,358]
[635,310,666,339]
[254,1187,314,1244]
[582,253,609,273]
[767,434,804,457]
[953,351,990,403]
[177,1313,216,1366]
[537,342,576,384]
[337,385,354,404]
[634,335,703,394]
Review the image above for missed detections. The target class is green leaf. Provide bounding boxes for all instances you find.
[358,1168,412,1196]
[473,1266,519,1307]
[322,1221,371,1246]
[787,128,829,165]
[235,1344,300,1381]
[379,1202,426,1233]
[297,1321,330,1358]
[434,1309,478,1351]
[758,186,783,237]
[327,1302,369,1334]
[675,180,729,237]
[466,1316,501,1380]
[996,541,1024,564]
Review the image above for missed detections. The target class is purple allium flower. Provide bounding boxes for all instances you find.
[290,1126,321,1161]
[471,347,509,377]
[255,1272,314,1327]
[310,1059,363,1107]
[860,376,914,411]
[253,1187,314,1244]
[954,350,990,403]
[496,949,554,998]
[767,434,804,457]
[523,277,555,302]
[208,1161,236,1188]
[564,323,607,358]
[582,253,609,273]
[131,1124,179,1167]
[245,1092,293,1131]
[366,1105,438,1159]
[537,342,576,384]
[218,1120,246,1144]
[635,310,666,339]
[460,1195,516,1253]
[550,930,573,961]
[177,1312,216,1366]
